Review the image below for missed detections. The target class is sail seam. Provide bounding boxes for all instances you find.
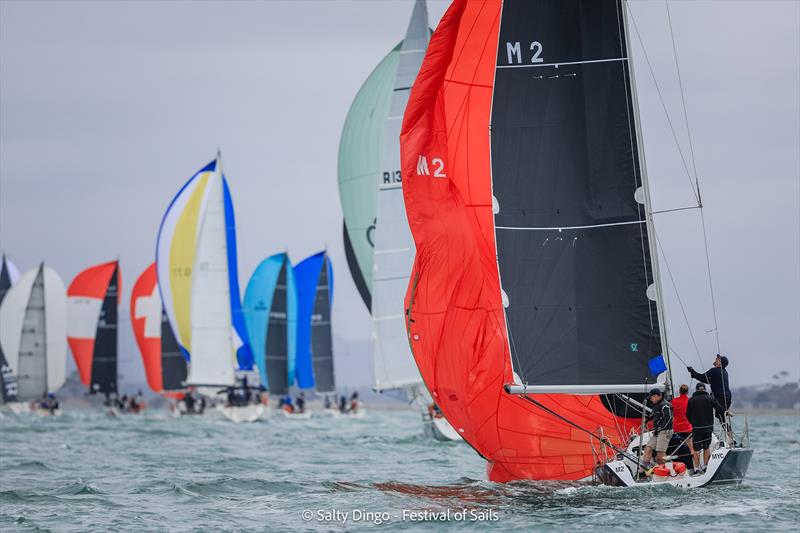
[496,220,644,231]
[496,57,627,69]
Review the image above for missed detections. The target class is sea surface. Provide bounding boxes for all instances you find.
[1,407,798,532]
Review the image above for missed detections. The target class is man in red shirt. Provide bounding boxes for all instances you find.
[672,384,693,467]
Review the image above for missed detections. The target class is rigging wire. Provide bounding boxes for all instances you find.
[653,229,703,362]
[626,5,699,204]
[665,0,702,202]
[629,1,723,355]
[663,0,722,354]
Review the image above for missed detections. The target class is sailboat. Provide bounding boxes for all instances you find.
[243,252,298,419]
[399,0,752,487]
[0,263,67,414]
[156,154,260,423]
[295,251,346,416]
[131,263,191,410]
[338,0,451,434]
[67,260,120,402]
[0,255,21,403]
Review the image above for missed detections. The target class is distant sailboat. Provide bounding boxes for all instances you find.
[0,255,21,402]
[243,253,297,418]
[156,154,259,422]
[338,0,447,433]
[295,251,343,415]
[0,264,67,412]
[130,263,187,395]
[67,260,120,397]
[338,2,433,311]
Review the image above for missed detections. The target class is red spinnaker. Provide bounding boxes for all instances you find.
[131,263,164,393]
[400,0,638,481]
[66,261,119,387]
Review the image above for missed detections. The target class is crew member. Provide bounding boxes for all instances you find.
[295,392,306,414]
[349,391,360,414]
[686,382,724,475]
[639,388,673,477]
[688,354,732,440]
[687,354,731,414]
[672,384,693,464]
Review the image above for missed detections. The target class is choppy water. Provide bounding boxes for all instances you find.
[1,408,798,532]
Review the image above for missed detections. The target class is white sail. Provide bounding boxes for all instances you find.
[0,265,67,400]
[371,0,430,391]
[187,164,236,387]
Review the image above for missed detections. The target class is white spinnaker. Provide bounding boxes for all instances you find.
[371,0,429,391]
[187,167,236,386]
[0,266,67,397]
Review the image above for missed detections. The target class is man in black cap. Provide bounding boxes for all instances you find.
[686,382,725,474]
[688,354,732,435]
[688,354,731,410]
[639,388,673,477]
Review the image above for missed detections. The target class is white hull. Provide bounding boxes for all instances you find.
[424,415,461,441]
[281,409,312,420]
[600,446,754,488]
[7,402,31,414]
[219,403,264,423]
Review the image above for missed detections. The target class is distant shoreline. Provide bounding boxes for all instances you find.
[737,408,799,417]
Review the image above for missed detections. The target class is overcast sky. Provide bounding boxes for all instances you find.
[1,0,797,389]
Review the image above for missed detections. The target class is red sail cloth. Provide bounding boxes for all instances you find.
[130,263,164,393]
[400,0,639,481]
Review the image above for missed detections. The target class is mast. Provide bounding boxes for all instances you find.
[621,0,672,393]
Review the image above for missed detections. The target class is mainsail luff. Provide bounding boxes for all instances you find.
[620,0,672,386]
[401,0,644,482]
[371,0,430,393]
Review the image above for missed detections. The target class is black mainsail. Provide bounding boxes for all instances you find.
[494,0,666,392]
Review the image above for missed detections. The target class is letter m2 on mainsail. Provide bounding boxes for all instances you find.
[416,155,430,176]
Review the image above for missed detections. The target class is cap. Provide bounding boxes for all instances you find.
[719,355,729,368]
[648,388,663,397]
[695,383,707,391]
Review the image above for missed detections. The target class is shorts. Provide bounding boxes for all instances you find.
[646,430,673,452]
[692,430,713,451]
